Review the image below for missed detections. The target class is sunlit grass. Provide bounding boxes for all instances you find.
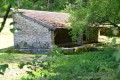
[99,35,120,44]
[0,18,13,49]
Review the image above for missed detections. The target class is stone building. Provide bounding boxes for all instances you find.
[13,9,99,51]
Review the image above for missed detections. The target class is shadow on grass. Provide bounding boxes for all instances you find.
[0,46,35,54]
[0,46,42,63]
[0,46,14,53]
[0,46,48,64]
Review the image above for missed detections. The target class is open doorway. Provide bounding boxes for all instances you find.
[54,28,72,46]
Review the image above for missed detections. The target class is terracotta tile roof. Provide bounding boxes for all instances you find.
[18,9,70,28]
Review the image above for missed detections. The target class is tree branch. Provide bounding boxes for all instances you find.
[108,21,119,28]
[0,4,11,32]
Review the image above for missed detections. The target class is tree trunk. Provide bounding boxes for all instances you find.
[47,0,50,10]
[0,4,11,32]
[77,32,83,45]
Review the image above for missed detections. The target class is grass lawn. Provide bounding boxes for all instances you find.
[0,53,37,63]
[21,49,119,80]
[0,47,118,80]
[0,51,47,80]
[0,48,47,64]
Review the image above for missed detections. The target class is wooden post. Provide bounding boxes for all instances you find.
[50,31,54,48]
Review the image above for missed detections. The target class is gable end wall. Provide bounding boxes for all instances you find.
[13,13,53,49]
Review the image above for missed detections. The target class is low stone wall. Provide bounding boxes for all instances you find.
[14,49,50,53]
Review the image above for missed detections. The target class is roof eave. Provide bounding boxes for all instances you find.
[14,12,56,30]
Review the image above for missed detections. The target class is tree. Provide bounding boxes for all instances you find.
[0,0,20,32]
[68,0,120,41]
[20,0,76,11]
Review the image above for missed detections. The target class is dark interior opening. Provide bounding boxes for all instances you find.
[83,32,87,41]
[54,28,72,46]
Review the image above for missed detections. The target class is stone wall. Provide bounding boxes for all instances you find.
[13,13,53,49]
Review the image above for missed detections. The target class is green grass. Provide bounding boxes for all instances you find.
[0,48,47,80]
[0,53,37,63]
[0,48,43,63]
[21,49,119,80]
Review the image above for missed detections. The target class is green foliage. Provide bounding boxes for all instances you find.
[20,0,75,11]
[0,0,18,16]
[106,37,120,79]
[16,43,118,80]
[49,45,63,56]
[67,0,120,41]
[0,64,9,75]
[21,49,119,80]
[9,21,16,25]
[18,55,46,79]
[105,27,119,37]
[18,63,26,69]
[49,50,117,79]
[0,0,20,32]
[10,27,22,33]
[63,47,98,55]
[19,46,64,80]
